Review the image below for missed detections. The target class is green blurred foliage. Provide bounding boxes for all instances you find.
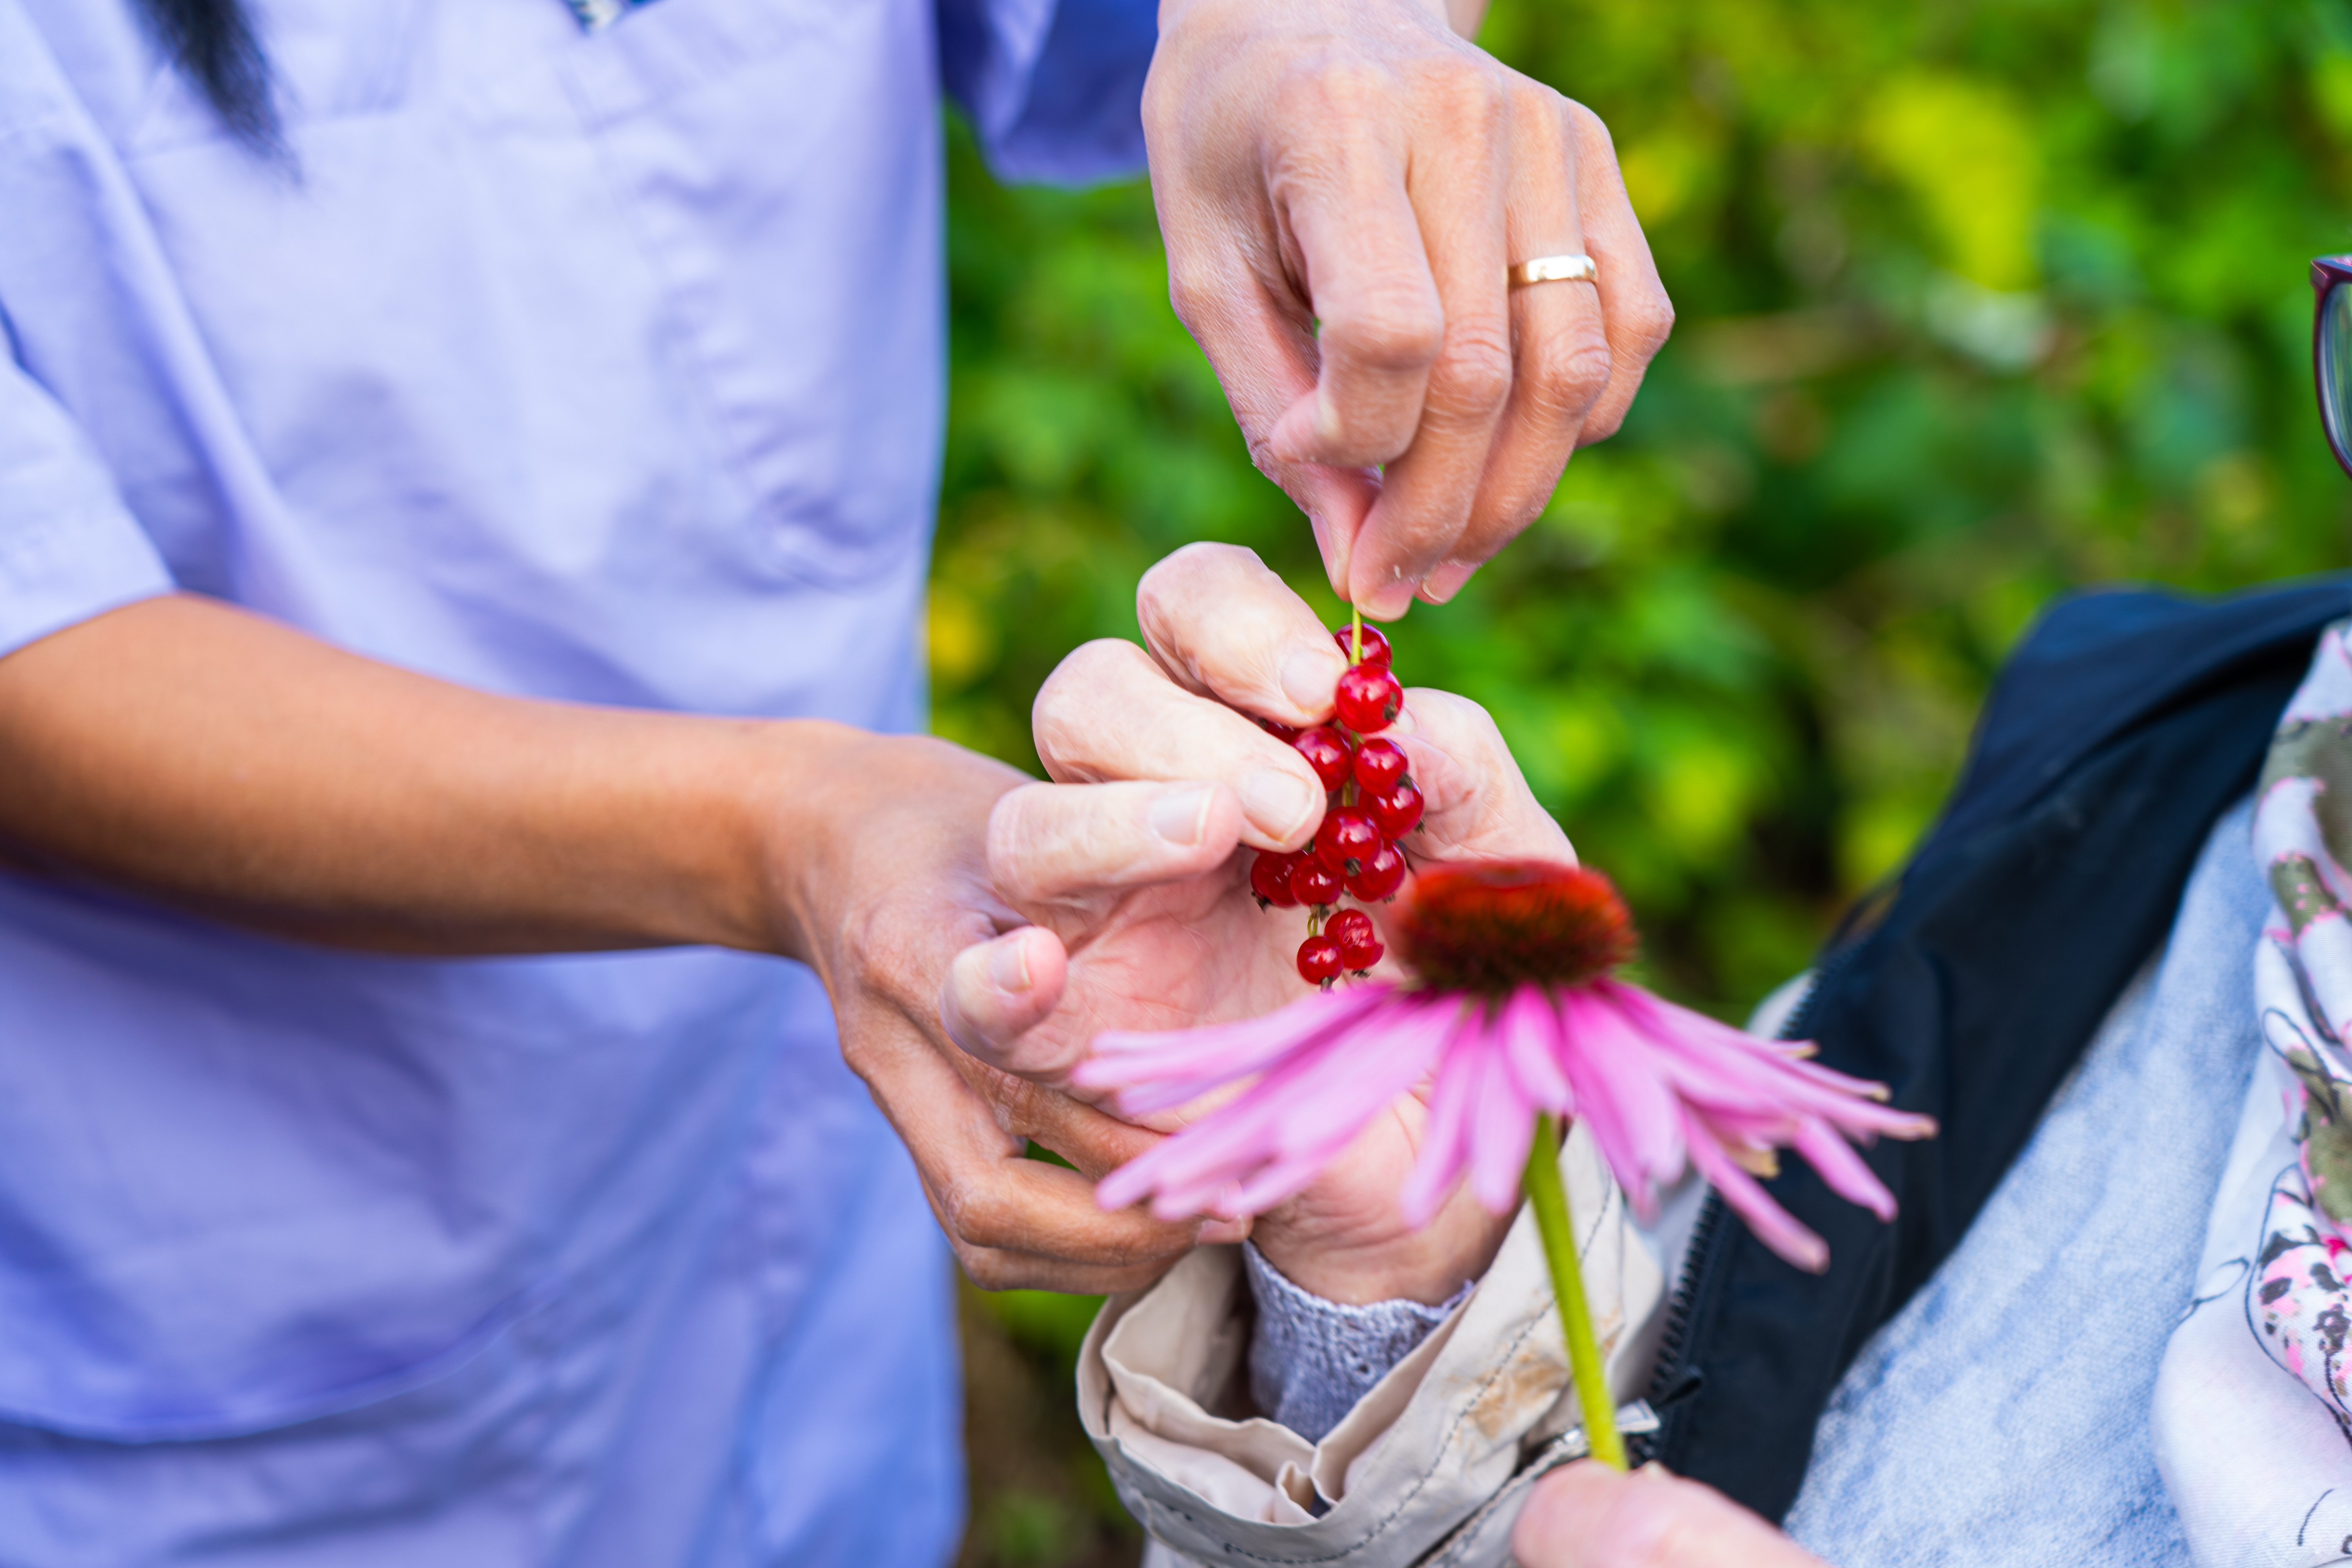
[943,5,2352,1560]
[957,1288,1136,1568]
[936,0,2352,1030]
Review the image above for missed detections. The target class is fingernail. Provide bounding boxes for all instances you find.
[988,936,1032,995]
[1241,768,1321,842]
[1423,561,1477,603]
[1149,786,1216,847]
[1279,645,1347,715]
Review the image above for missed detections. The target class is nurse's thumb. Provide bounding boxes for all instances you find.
[939,926,1073,1078]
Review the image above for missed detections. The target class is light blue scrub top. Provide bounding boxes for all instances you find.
[0,1,1151,1561]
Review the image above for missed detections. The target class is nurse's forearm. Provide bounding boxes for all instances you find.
[0,592,982,958]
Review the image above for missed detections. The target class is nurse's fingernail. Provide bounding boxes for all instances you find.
[1241,769,1320,844]
[989,937,1032,995]
[1279,645,1347,716]
[1149,787,1216,848]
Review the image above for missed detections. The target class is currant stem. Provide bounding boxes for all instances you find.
[1350,603,1364,665]
[1523,1113,1627,1471]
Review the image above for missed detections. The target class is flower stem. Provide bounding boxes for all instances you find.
[1523,1114,1626,1470]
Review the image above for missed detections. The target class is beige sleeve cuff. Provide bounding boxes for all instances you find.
[1077,1120,1667,1568]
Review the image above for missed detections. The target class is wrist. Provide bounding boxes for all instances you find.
[701,718,870,963]
[1252,1181,1513,1307]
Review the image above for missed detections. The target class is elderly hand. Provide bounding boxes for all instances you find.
[940,542,1571,1304]
[1146,0,1672,617]
[1513,1463,1831,1568]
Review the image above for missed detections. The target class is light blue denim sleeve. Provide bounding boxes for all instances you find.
[0,343,174,657]
[938,0,1155,184]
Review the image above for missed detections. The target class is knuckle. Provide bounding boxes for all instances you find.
[956,1244,1020,1292]
[984,787,1052,881]
[1415,55,1507,129]
[1564,95,1617,156]
[1139,69,1179,149]
[1424,329,1514,423]
[1580,403,1631,444]
[1526,330,1615,422]
[1032,640,1143,770]
[1326,290,1446,377]
[1165,261,1220,332]
[1508,73,1568,127]
[971,1057,1044,1132]
[836,902,916,1011]
[1625,290,1677,357]
[1137,542,1252,624]
[1279,56,1401,123]
[937,1169,1015,1249]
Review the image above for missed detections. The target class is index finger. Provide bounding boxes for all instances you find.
[845,991,1207,1292]
[1136,543,1350,726]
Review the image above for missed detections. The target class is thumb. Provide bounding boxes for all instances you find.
[1512,1463,1829,1568]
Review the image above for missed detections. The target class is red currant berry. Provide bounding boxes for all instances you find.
[1289,857,1344,907]
[1342,936,1386,973]
[1296,934,1344,985]
[1352,738,1409,795]
[1366,780,1424,837]
[1293,726,1353,789]
[1347,840,1407,902]
[1259,717,1301,744]
[1314,808,1382,878]
[1334,664,1403,735]
[1332,624,1393,670]
[1325,907,1375,951]
[1250,851,1301,909]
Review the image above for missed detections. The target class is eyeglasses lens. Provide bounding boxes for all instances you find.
[2323,281,2352,474]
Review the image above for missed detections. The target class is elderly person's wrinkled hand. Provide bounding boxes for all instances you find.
[1513,1463,1831,1568]
[938,541,1570,1304]
[1146,0,1672,617]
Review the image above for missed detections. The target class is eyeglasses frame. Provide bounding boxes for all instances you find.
[2313,255,2352,479]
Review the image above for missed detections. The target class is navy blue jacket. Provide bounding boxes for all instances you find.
[1649,576,2352,1518]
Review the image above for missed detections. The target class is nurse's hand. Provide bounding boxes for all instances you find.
[938,542,1569,1305]
[1512,1462,1831,1567]
[1146,0,1672,617]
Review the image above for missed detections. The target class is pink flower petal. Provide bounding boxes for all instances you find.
[1077,984,1395,1115]
[1397,1010,1486,1227]
[1791,1120,1898,1221]
[1094,992,1452,1221]
[1496,984,1573,1112]
[1468,1023,1540,1214]
[1555,987,1684,1205]
[1682,1112,1829,1273]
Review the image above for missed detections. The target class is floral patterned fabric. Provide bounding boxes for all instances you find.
[2247,620,2352,1417]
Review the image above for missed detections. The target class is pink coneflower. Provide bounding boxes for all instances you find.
[1074,861,1933,1467]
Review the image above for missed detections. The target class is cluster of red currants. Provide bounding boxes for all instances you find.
[1251,622,1426,987]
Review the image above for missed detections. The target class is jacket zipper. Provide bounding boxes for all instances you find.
[1633,946,1855,1460]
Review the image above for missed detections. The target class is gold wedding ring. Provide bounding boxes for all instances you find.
[1508,253,1598,288]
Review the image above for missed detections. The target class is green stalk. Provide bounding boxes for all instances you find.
[1350,602,1363,664]
[1522,1114,1626,1470]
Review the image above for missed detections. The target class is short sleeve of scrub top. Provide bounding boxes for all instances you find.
[0,0,1155,1563]
[0,351,178,655]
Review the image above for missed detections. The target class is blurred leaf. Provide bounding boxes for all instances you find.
[935,0,2352,1030]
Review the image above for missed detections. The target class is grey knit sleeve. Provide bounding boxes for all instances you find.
[1242,1242,1470,1445]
